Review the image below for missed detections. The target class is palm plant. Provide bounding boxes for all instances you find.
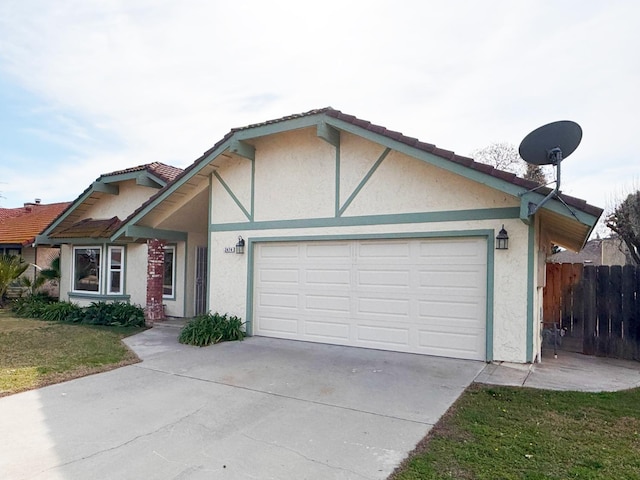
[0,255,29,306]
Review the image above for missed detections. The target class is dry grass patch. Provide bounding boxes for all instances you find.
[0,309,143,396]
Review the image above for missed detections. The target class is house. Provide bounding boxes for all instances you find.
[38,108,602,363]
[549,237,633,265]
[0,200,71,294]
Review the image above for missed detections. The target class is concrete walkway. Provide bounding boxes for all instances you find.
[0,324,485,480]
[476,350,640,392]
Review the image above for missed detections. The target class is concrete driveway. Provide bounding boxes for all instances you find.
[0,325,485,480]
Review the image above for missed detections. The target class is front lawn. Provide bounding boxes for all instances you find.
[0,309,144,396]
[391,383,640,479]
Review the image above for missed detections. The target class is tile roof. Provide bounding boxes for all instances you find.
[48,217,122,239]
[102,162,183,184]
[0,202,72,245]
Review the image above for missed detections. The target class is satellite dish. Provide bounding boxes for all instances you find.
[519,120,582,165]
[518,120,583,217]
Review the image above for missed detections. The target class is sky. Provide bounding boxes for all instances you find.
[0,1,638,228]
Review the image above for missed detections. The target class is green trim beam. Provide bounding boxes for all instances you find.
[120,226,187,242]
[213,171,253,221]
[317,122,340,147]
[212,207,520,232]
[91,181,119,195]
[135,174,164,189]
[338,148,391,216]
[230,139,256,161]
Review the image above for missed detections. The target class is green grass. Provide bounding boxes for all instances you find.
[390,384,640,480]
[0,309,144,396]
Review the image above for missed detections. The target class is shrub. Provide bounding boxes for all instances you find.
[11,298,144,327]
[39,301,83,323]
[179,312,245,347]
[11,294,55,318]
[82,302,145,327]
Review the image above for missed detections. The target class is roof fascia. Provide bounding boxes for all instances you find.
[233,115,322,141]
[519,192,600,228]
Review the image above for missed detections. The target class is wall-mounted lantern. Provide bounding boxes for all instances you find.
[496,225,509,250]
[236,236,245,255]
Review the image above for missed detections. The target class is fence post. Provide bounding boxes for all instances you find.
[582,265,597,355]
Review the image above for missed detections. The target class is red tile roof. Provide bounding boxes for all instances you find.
[103,162,183,184]
[0,202,71,245]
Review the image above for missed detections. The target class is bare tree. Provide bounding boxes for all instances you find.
[472,142,550,185]
[606,190,640,264]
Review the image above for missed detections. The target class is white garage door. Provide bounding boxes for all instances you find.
[253,237,487,360]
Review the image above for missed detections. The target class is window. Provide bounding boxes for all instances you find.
[73,247,101,292]
[107,246,124,294]
[163,245,176,298]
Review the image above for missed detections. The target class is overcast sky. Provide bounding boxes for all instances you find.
[1,1,638,222]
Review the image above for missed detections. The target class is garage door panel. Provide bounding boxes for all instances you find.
[357,268,411,288]
[357,297,410,317]
[259,268,299,285]
[258,292,298,309]
[304,294,351,313]
[254,238,487,360]
[305,268,351,286]
[305,243,351,259]
[357,324,410,346]
[358,241,411,259]
[259,244,300,259]
[258,316,299,335]
[304,320,350,340]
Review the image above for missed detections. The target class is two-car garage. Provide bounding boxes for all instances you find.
[252,237,488,361]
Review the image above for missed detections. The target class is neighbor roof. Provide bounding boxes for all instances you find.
[0,202,72,246]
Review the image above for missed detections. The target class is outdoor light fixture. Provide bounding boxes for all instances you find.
[496,225,509,250]
[236,236,245,254]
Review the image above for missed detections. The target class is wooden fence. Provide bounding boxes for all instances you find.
[543,263,640,360]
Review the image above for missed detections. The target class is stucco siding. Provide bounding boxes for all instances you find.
[84,180,159,220]
[252,129,336,221]
[344,149,519,217]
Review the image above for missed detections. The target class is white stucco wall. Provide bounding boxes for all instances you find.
[84,180,160,220]
[208,127,533,362]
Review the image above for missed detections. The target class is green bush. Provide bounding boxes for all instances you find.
[39,301,83,323]
[179,312,245,347]
[12,298,144,327]
[11,294,56,318]
[82,302,145,327]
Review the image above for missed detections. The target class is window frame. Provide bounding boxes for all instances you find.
[72,246,102,294]
[163,245,176,299]
[107,246,125,295]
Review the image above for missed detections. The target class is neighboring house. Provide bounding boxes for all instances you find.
[38,108,602,363]
[0,200,71,293]
[549,237,633,265]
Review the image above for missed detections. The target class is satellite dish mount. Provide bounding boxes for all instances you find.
[518,120,582,216]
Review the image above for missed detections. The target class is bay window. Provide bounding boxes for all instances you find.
[107,246,124,294]
[73,247,101,292]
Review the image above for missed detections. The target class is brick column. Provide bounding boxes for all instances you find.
[145,238,166,326]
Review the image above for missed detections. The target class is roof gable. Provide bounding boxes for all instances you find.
[40,162,183,241]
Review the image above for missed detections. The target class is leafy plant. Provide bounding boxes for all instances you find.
[11,298,144,327]
[82,302,145,327]
[0,255,29,305]
[179,312,245,347]
[11,294,55,318]
[39,301,83,323]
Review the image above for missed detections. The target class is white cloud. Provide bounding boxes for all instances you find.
[0,0,638,210]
